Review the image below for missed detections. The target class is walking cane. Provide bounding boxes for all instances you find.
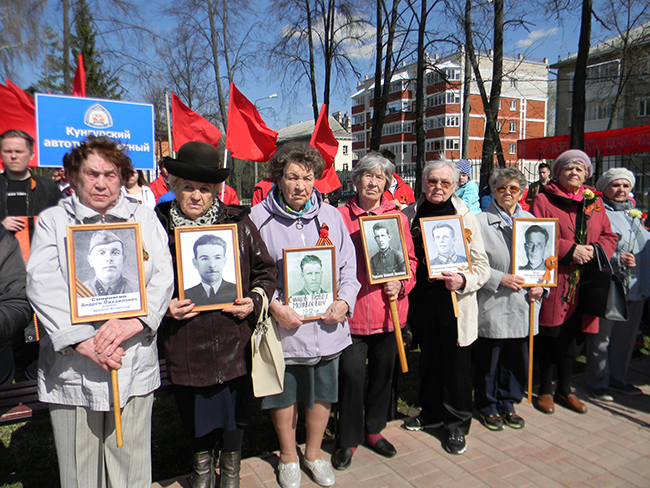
[451,291,459,318]
[111,369,123,448]
[527,302,535,404]
[389,298,408,373]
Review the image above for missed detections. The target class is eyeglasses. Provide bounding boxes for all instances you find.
[496,185,521,194]
[427,178,452,190]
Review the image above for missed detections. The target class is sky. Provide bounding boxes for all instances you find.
[14,1,588,132]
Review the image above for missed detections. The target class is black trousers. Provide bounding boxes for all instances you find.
[0,340,14,385]
[337,332,397,448]
[473,337,528,416]
[412,288,473,436]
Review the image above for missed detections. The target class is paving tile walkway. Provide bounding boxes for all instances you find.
[153,356,650,488]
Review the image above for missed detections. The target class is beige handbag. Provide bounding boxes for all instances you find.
[250,287,285,397]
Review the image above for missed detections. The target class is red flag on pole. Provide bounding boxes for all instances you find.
[6,79,35,110]
[225,83,277,162]
[310,104,338,168]
[171,92,222,152]
[314,164,342,195]
[0,82,38,169]
[72,53,86,97]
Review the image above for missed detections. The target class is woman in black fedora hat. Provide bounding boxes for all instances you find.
[156,141,277,488]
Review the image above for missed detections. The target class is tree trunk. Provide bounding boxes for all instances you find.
[461,0,471,160]
[62,0,71,94]
[206,0,228,127]
[571,0,592,150]
[222,0,234,83]
[414,0,427,197]
[306,0,319,122]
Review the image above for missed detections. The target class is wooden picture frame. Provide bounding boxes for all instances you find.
[67,222,147,324]
[358,214,412,285]
[283,245,337,321]
[175,224,243,312]
[512,218,559,287]
[419,215,472,279]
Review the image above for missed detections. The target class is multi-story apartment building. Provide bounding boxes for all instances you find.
[351,50,549,179]
[552,22,650,135]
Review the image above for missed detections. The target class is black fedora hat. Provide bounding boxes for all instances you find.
[162,141,230,183]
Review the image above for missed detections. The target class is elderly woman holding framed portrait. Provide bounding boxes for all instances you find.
[585,168,650,401]
[475,167,545,432]
[26,136,174,488]
[249,141,360,488]
[530,149,616,415]
[333,152,417,470]
[156,141,277,488]
[401,159,489,456]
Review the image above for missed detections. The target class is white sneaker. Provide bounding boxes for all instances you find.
[303,458,335,487]
[278,461,301,488]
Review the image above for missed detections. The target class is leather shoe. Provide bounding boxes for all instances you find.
[555,393,588,414]
[331,448,353,471]
[366,437,396,458]
[537,394,555,414]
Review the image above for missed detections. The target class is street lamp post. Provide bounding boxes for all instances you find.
[252,94,278,184]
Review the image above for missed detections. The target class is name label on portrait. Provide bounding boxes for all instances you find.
[77,292,143,317]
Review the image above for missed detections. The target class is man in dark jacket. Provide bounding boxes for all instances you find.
[0,226,33,385]
[0,129,62,380]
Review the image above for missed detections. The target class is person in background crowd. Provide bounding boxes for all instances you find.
[27,136,174,488]
[454,159,481,215]
[0,129,61,381]
[122,169,156,209]
[402,159,490,456]
[217,182,240,205]
[149,158,170,203]
[379,149,415,209]
[585,168,650,401]
[526,163,551,206]
[0,226,32,385]
[156,141,277,488]
[250,141,360,488]
[52,167,73,197]
[530,149,616,415]
[252,177,274,206]
[333,152,417,471]
[475,167,545,431]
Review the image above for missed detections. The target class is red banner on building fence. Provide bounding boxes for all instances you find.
[517,125,650,160]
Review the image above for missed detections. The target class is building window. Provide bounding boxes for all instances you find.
[509,122,517,133]
[434,140,442,151]
[499,99,502,109]
[639,99,650,116]
[342,145,348,155]
[342,163,349,171]
[509,144,516,155]
[510,79,517,88]
[445,139,459,150]
[510,100,517,111]
[496,121,502,132]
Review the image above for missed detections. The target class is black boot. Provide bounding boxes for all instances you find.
[193,450,216,488]
[219,451,241,488]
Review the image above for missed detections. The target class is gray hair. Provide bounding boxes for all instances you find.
[422,159,460,190]
[489,167,528,193]
[351,152,394,192]
[168,175,218,200]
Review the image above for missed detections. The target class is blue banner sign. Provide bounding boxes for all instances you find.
[35,94,155,170]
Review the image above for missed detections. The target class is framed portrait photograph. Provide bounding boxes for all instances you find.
[358,214,412,285]
[419,216,472,279]
[175,224,243,312]
[67,222,147,324]
[283,246,337,321]
[512,218,559,287]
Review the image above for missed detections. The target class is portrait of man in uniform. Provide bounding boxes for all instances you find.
[369,222,406,279]
[84,230,136,296]
[429,223,466,267]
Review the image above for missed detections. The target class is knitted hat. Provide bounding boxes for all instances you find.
[456,159,471,178]
[596,167,636,193]
[552,149,593,179]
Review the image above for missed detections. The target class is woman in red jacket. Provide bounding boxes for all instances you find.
[530,149,617,415]
[334,152,417,470]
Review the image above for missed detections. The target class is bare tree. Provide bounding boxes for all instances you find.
[571,0,593,149]
[0,0,44,81]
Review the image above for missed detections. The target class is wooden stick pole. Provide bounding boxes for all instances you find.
[111,369,123,448]
[451,291,459,318]
[528,302,535,404]
[389,299,408,373]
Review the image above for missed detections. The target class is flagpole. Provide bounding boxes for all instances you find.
[165,88,173,160]
[222,149,228,202]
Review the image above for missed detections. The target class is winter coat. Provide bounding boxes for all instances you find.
[0,226,32,344]
[476,201,544,339]
[455,180,481,215]
[27,195,174,411]
[403,194,490,347]
[530,181,617,332]
[338,194,417,335]
[0,172,62,224]
[249,186,360,360]
[156,201,277,387]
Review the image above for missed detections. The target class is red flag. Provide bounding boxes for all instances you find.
[72,53,86,97]
[310,104,338,169]
[225,83,277,162]
[171,92,222,152]
[314,165,341,194]
[6,79,35,110]
[0,83,38,169]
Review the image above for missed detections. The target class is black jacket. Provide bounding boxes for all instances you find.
[0,226,32,343]
[0,172,62,223]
